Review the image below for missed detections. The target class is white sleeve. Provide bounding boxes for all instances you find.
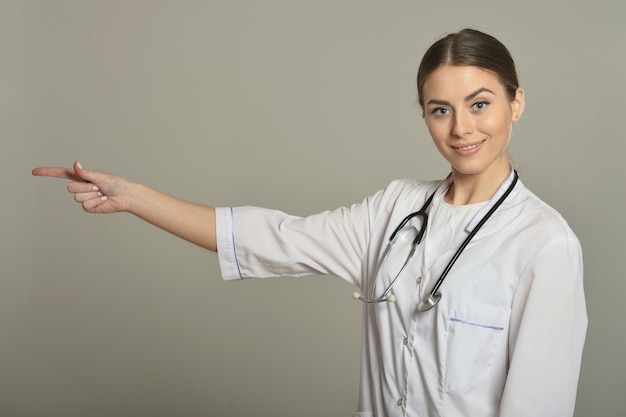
[500,228,587,416]
[214,197,378,284]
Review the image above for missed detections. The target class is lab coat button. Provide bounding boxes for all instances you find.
[403,337,409,346]
[397,398,404,406]
[416,276,423,284]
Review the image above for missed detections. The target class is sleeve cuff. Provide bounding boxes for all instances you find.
[215,206,243,280]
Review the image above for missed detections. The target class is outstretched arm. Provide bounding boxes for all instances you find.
[32,161,217,252]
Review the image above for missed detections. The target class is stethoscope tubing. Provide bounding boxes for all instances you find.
[429,170,519,296]
[357,170,519,309]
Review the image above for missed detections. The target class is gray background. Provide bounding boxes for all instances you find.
[2,0,624,416]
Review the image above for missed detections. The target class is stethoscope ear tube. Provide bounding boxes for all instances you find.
[352,291,397,303]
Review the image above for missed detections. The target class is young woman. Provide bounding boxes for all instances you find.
[33,29,587,417]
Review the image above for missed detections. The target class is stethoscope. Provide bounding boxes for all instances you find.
[353,170,519,312]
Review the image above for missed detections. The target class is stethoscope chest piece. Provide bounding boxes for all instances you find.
[416,291,442,312]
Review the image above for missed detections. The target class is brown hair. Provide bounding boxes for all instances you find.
[417,29,519,107]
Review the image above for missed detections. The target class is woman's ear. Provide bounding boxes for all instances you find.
[511,87,525,121]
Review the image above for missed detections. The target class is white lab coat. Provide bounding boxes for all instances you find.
[215,176,587,417]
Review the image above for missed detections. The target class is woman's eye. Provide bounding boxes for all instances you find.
[431,107,449,116]
[472,101,489,111]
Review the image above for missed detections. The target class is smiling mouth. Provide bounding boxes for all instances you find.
[452,140,486,151]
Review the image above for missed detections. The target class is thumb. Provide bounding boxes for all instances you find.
[73,160,101,183]
[71,161,124,198]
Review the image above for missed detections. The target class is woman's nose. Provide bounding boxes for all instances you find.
[451,111,474,138]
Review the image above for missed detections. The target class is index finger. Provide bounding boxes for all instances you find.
[31,166,82,181]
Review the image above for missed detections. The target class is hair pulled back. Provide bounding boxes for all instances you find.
[417,29,519,107]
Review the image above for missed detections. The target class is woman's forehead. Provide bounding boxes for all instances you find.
[422,65,504,100]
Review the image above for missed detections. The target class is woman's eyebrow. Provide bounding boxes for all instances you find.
[426,87,496,107]
[464,87,495,101]
[426,98,449,106]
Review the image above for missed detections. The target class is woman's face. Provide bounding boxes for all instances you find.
[421,65,524,181]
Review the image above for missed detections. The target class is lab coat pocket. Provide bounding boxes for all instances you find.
[444,302,509,392]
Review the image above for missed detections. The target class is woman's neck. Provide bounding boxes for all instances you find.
[444,165,511,206]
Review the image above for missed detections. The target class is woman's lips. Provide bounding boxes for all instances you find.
[451,139,486,156]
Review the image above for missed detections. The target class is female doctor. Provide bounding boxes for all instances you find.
[33,29,587,416]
